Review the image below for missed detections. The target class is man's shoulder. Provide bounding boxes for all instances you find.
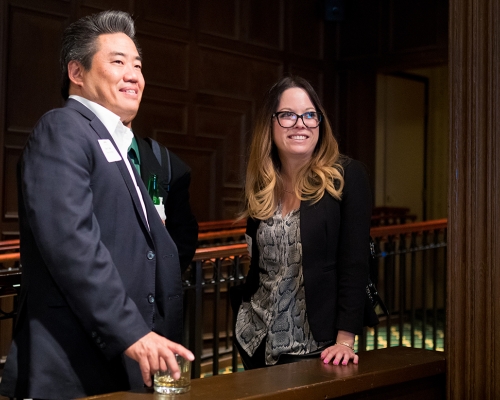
[38,100,91,124]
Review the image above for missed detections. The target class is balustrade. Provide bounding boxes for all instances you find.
[0,219,447,379]
[183,219,447,377]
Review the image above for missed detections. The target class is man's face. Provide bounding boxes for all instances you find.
[77,32,144,124]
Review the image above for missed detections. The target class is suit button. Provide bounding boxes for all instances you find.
[148,294,155,304]
[147,251,155,260]
[99,342,106,349]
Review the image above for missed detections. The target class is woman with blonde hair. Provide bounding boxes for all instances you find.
[234,76,377,369]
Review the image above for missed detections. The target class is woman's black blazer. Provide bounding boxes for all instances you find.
[242,158,373,342]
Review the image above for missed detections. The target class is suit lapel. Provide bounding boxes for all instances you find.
[65,99,152,234]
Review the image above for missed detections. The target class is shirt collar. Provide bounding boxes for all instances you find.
[69,95,133,159]
[69,95,121,135]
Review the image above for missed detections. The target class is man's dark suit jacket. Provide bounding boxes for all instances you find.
[0,99,184,399]
[242,159,374,342]
[133,135,198,272]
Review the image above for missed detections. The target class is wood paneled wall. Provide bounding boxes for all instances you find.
[0,0,337,235]
[0,0,448,234]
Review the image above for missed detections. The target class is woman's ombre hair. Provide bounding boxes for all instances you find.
[242,76,344,221]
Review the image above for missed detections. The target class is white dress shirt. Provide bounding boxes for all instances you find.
[69,95,149,227]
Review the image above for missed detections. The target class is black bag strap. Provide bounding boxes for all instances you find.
[146,138,172,193]
[150,138,162,165]
[368,239,390,316]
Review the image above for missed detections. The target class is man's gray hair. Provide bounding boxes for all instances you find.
[60,10,141,100]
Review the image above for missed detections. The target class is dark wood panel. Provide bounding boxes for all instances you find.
[197,47,282,99]
[4,130,29,152]
[248,60,284,100]
[133,98,188,137]
[196,105,247,186]
[131,93,247,221]
[336,69,376,186]
[169,144,219,222]
[196,33,285,69]
[1,0,447,229]
[139,35,190,90]
[287,0,324,59]
[198,0,238,39]
[286,66,324,99]
[81,0,130,12]
[6,0,71,14]
[2,146,21,222]
[338,0,380,60]
[6,7,66,130]
[389,0,445,53]
[242,0,283,50]
[221,196,243,220]
[137,0,190,29]
[178,145,218,221]
[336,0,447,66]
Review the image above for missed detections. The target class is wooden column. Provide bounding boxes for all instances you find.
[448,0,500,398]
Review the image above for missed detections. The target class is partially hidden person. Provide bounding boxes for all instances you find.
[128,131,198,272]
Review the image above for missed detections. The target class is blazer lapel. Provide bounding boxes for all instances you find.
[65,99,152,234]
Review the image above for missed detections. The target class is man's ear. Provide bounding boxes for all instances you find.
[67,60,85,87]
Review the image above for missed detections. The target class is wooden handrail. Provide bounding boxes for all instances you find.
[193,220,448,260]
[198,219,246,232]
[198,228,245,241]
[0,239,20,253]
[370,218,447,238]
[0,252,20,263]
[193,243,247,261]
[81,347,445,399]
[0,219,448,265]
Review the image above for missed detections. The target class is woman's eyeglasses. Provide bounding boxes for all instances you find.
[272,111,322,128]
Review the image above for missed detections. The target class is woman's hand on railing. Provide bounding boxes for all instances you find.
[320,330,358,366]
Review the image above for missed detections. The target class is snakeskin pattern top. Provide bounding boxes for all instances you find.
[235,204,328,365]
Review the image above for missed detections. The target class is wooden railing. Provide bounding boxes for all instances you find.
[362,219,447,352]
[0,219,448,379]
[83,347,446,399]
[196,209,420,246]
[198,219,246,233]
[197,219,246,247]
[183,219,447,377]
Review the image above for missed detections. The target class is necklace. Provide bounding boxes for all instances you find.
[283,189,294,194]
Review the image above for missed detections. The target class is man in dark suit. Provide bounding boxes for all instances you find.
[128,134,198,272]
[0,10,193,399]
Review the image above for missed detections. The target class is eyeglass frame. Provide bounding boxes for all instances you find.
[272,111,323,128]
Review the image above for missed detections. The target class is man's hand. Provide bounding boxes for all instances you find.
[124,332,195,387]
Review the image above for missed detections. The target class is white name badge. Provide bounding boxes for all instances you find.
[98,139,122,162]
